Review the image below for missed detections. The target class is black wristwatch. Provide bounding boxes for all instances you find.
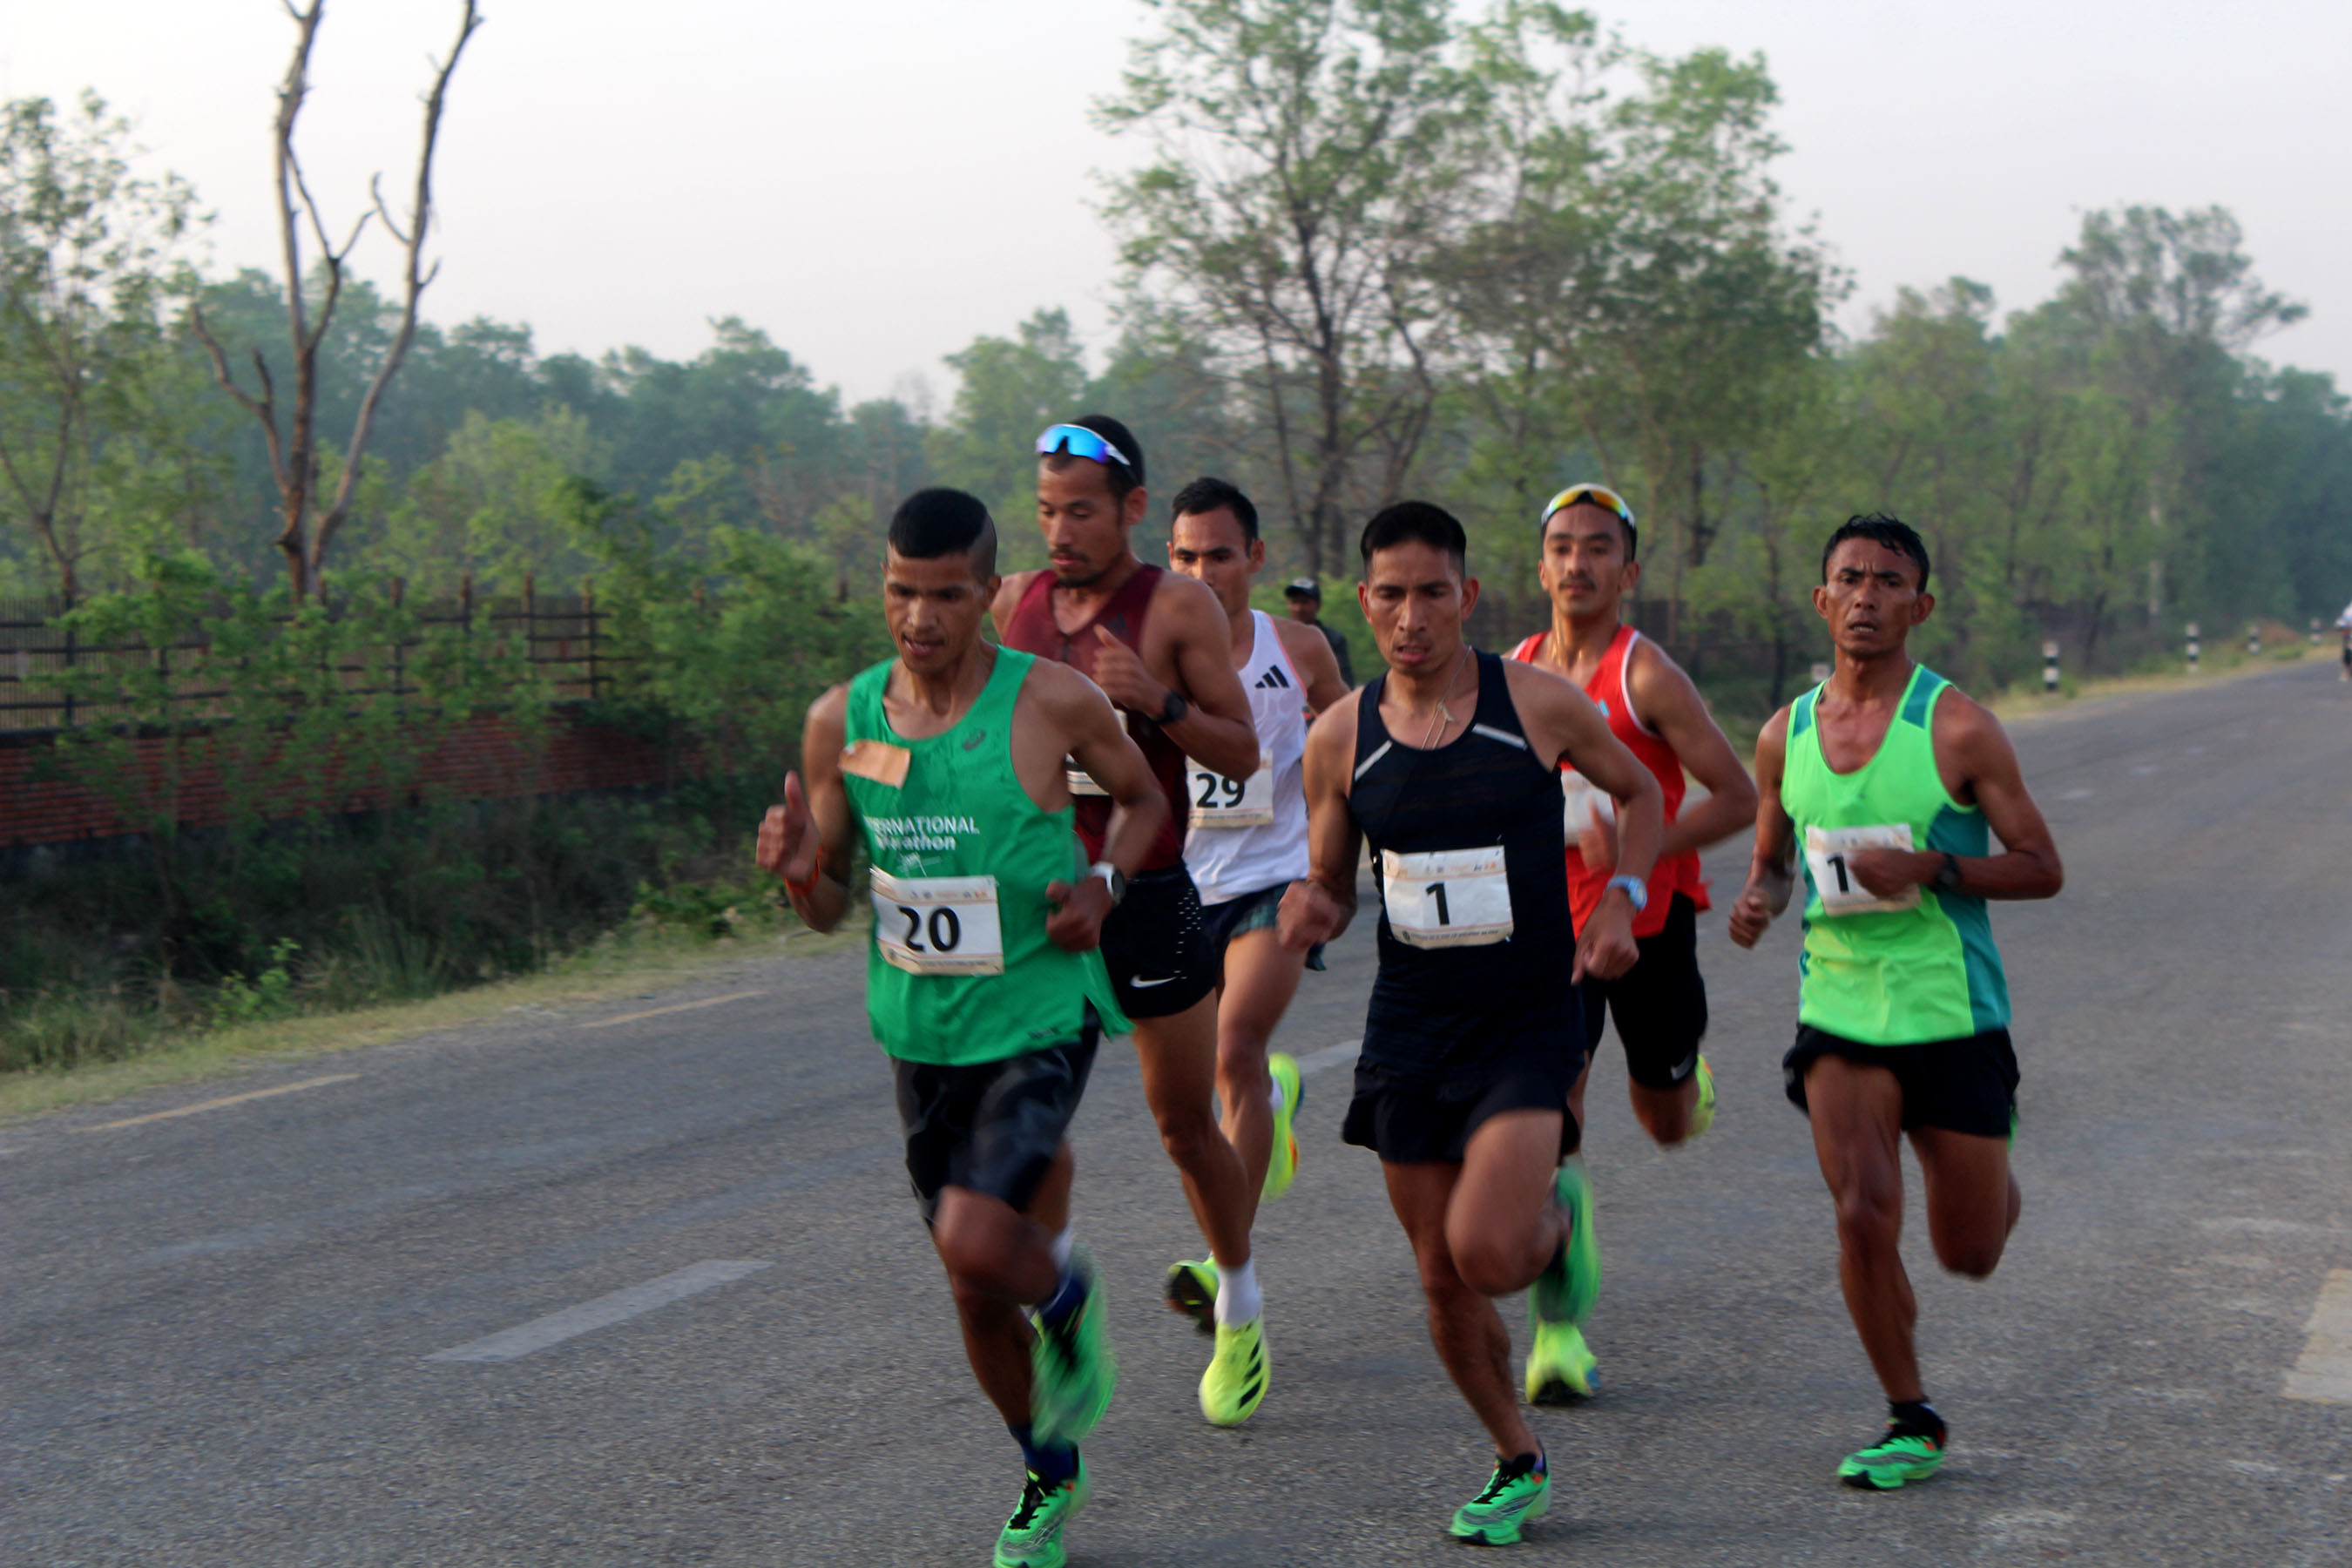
[1156,689,1189,726]
[1088,861,1127,905]
[1933,852,1963,893]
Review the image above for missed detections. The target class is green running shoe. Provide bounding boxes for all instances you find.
[1262,1051,1305,1200]
[994,1456,1088,1568]
[1448,1453,1549,1545]
[1164,1258,1217,1335]
[1030,1253,1115,1446]
[1683,1055,1717,1141]
[1524,1319,1598,1405]
[1837,1425,1945,1490]
[1199,1316,1269,1426]
[1530,1159,1600,1327]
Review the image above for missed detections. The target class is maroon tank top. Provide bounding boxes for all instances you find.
[1002,562,1189,868]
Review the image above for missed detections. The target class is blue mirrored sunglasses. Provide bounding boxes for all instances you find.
[1036,423,1134,471]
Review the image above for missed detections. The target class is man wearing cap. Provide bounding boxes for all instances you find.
[1284,576,1356,687]
[995,416,1288,1429]
[1506,481,1759,1404]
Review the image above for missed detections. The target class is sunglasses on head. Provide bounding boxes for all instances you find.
[1539,483,1635,529]
[1036,424,1133,471]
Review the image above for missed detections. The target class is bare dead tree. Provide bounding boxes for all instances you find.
[191,1,482,602]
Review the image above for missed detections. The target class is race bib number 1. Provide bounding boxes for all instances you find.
[870,869,1005,975]
[1380,846,1514,949]
[1804,823,1921,916]
[1190,754,1275,828]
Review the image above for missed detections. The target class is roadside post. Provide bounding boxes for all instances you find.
[2042,640,2060,693]
[2247,623,2261,658]
[2186,622,2200,672]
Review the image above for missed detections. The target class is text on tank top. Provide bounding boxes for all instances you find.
[1506,624,1709,936]
[841,647,1129,1065]
[1186,609,1311,904]
[1779,664,2010,1045]
[1348,650,1580,1070]
[999,562,1189,868]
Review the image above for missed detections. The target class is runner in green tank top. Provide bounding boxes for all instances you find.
[755,490,1169,1568]
[1729,515,2063,1494]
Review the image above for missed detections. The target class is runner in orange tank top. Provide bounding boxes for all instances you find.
[1505,482,1759,1403]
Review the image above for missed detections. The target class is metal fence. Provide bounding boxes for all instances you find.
[0,584,609,734]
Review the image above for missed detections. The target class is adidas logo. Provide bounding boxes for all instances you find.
[1254,665,1293,690]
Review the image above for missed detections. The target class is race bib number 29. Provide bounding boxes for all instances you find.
[1804,823,1921,916]
[870,869,1005,975]
[1380,847,1514,949]
[1190,754,1275,828]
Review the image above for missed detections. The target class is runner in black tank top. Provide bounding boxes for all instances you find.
[1350,650,1578,1075]
[1278,502,1665,1544]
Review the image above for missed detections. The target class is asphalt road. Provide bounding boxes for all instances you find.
[7,661,2350,1566]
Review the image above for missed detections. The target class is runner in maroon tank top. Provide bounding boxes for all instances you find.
[993,415,1287,1426]
[1505,482,1759,1403]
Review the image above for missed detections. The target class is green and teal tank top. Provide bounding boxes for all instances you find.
[842,647,1127,1065]
[1780,664,2010,1044]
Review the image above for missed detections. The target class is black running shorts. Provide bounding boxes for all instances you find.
[1342,1056,1580,1165]
[1576,893,1710,1091]
[894,1011,1100,1224]
[1098,864,1218,1019]
[1781,1024,2018,1140]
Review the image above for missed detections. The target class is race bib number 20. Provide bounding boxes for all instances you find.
[1380,846,1514,949]
[1804,823,1921,916]
[870,869,1005,975]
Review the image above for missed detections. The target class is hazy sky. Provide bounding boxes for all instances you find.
[9,2,2349,405]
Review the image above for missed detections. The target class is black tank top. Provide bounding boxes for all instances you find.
[1349,650,1580,1071]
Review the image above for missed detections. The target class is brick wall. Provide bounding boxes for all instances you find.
[0,709,679,849]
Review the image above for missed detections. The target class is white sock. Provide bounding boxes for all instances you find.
[1267,1078,1286,1116]
[1049,1227,1075,1274]
[1214,1258,1261,1325]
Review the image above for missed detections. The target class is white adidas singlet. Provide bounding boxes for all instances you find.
[1186,609,1312,905]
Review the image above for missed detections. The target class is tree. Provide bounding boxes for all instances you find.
[0,92,199,602]
[190,1,482,602]
[1098,0,1491,575]
[927,308,1089,550]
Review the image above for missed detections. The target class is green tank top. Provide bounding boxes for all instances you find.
[1780,664,2010,1044]
[843,647,1127,1065]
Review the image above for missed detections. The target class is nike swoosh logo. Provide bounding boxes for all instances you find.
[1131,976,1177,988]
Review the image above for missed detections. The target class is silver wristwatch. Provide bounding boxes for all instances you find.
[1089,861,1127,905]
[1605,874,1649,916]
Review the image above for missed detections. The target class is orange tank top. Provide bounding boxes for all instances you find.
[1506,623,1710,937]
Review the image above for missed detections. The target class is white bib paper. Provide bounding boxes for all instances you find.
[1380,846,1514,949]
[1559,770,1617,844]
[1064,759,1109,797]
[1804,823,1921,916]
[1189,754,1276,828]
[869,869,1005,975]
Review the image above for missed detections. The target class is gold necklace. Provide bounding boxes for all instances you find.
[1415,649,1474,749]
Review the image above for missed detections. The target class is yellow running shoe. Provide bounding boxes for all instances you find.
[1524,1320,1598,1404]
[1683,1055,1717,1141]
[1199,1317,1269,1427]
[1262,1051,1304,1200]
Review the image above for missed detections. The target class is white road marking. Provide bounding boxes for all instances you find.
[80,1074,360,1133]
[2060,787,2096,801]
[2283,1268,2352,1404]
[584,990,766,1029]
[1296,1040,1360,1077]
[427,1260,774,1362]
